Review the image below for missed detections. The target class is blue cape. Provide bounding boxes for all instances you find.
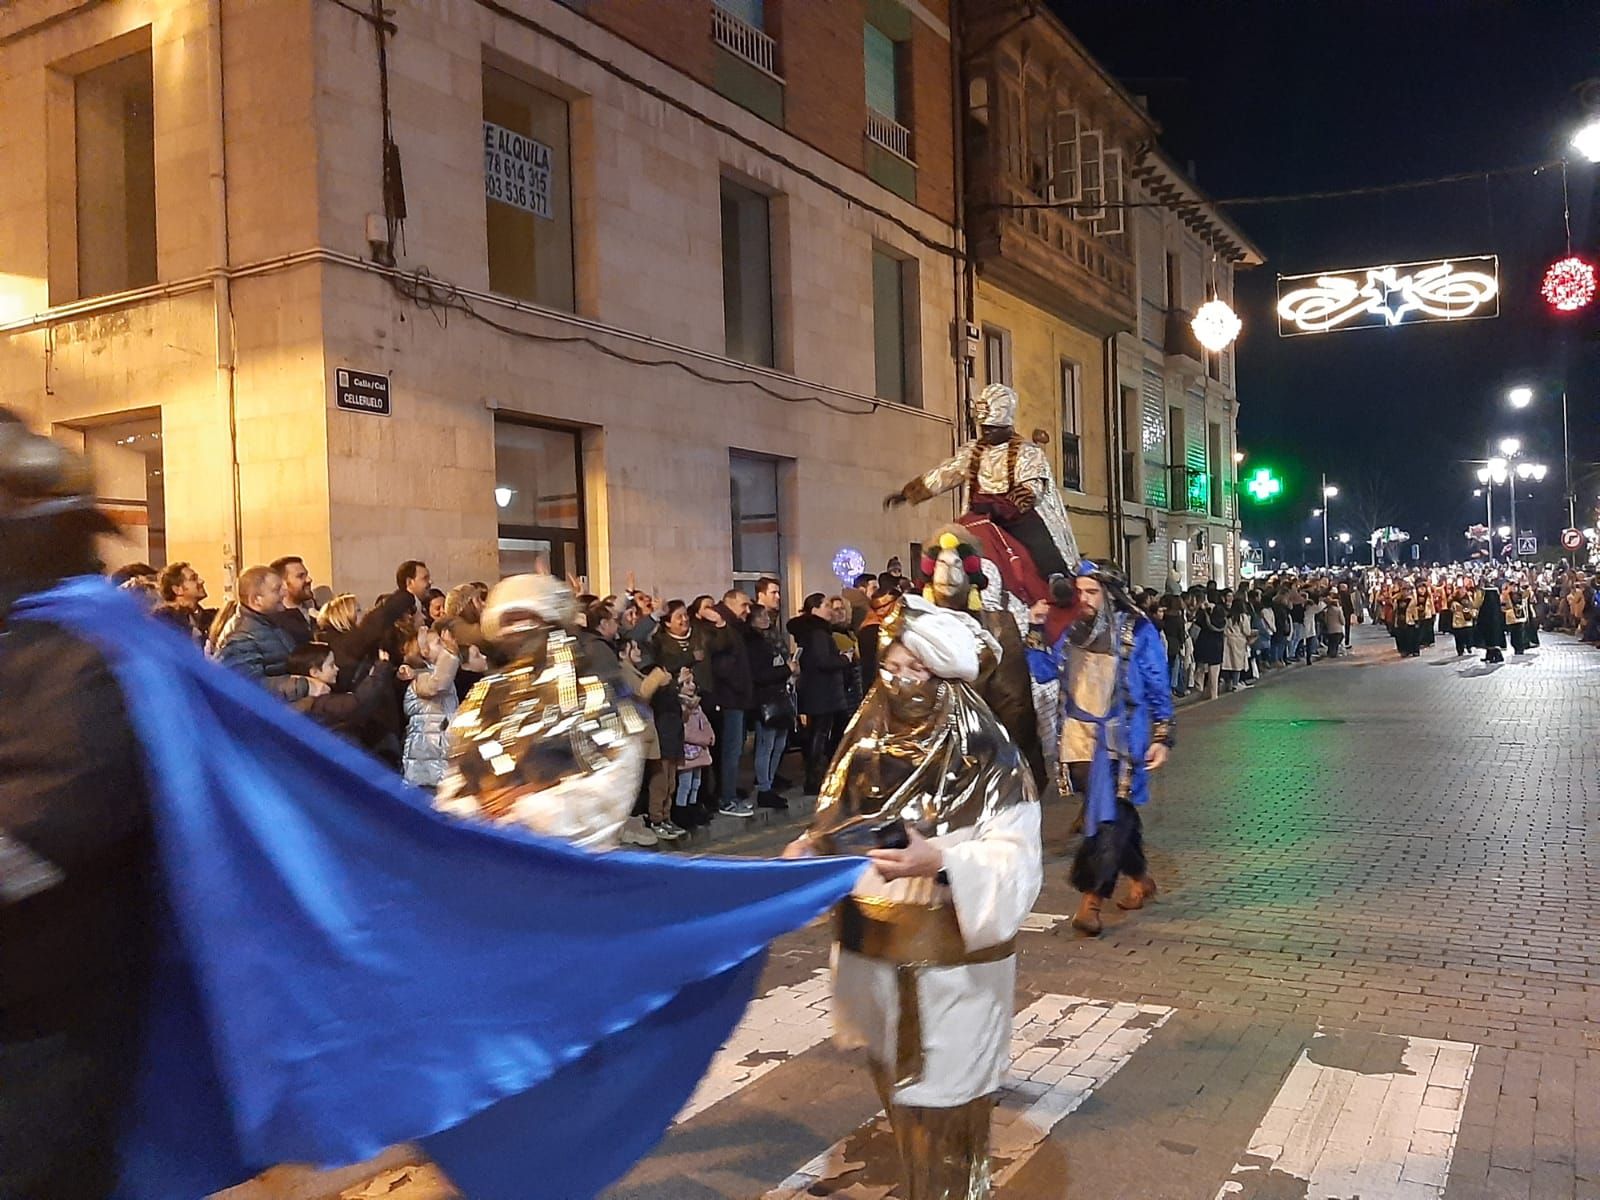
[17,579,863,1200]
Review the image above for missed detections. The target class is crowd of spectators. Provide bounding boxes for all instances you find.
[104,555,923,850]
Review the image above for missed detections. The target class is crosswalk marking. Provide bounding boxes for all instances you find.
[674,967,833,1123]
[760,994,1175,1199]
[1214,1031,1477,1200]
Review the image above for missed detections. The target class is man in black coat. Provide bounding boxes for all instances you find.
[0,409,156,1200]
[706,591,756,817]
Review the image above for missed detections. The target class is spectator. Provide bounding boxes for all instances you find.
[616,637,684,843]
[424,588,447,626]
[1161,594,1188,696]
[269,555,316,646]
[286,640,395,740]
[1221,596,1251,691]
[842,572,877,628]
[675,673,716,831]
[705,590,756,818]
[747,603,794,810]
[396,559,432,621]
[1323,590,1347,657]
[153,560,214,646]
[857,589,897,687]
[217,566,309,701]
[400,623,460,790]
[1193,595,1225,700]
[111,561,160,611]
[828,595,863,720]
[789,592,851,794]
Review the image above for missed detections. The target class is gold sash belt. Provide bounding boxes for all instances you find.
[836,897,1016,1090]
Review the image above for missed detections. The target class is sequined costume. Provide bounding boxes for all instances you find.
[810,597,1041,1200]
[435,576,646,851]
[889,384,1079,584]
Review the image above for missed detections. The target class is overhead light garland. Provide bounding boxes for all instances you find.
[1541,162,1595,313]
[1192,299,1242,352]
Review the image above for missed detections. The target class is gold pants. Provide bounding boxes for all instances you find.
[869,1061,995,1200]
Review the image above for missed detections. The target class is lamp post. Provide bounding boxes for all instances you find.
[1476,460,1504,554]
[1507,385,1575,529]
[1493,436,1548,559]
[1319,475,1339,569]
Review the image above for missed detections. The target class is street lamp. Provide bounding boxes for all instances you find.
[1573,117,1600,164]
[1498,436,1521,457]
[1504,387,1575,527]
[1319,475,1339,568]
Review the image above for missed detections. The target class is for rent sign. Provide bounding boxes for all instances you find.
[483,121,553,219]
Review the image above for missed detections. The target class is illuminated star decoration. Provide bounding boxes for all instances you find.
[1540,256,1596,313]
[1278,260,1499,333]
[1191,300,1242,352]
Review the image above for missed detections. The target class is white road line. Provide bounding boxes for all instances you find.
[1214,1031,1477,1200]
[674,967,833,1123]
[762,994,1176,1199]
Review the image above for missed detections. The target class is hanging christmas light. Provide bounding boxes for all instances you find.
[1540,162,1596,313]
[1541,256,1596,312]
[1191,299,1242,352]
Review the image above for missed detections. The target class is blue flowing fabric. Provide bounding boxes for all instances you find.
[16,578,865,1200]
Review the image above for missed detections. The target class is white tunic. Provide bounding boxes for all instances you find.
[831,800,1043,1107]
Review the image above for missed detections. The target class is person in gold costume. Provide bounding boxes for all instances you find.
[784,595,1041,1200]
[434,574,647,850]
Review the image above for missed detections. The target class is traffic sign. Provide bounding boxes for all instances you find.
[1561,527,1584,551]
[1516,532,1538,556]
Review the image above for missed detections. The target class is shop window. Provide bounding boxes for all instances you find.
[483,65,575,311]
[74,47,156,299]
[730,451,782,590]
[872,246,919,407]
[59,412,164,571]
[720,176,774,367]
[494,418,585,578]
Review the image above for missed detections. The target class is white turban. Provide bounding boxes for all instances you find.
[896,595,984,683]
[974,383,1018,427]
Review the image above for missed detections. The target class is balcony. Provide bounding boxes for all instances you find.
[866,108,914,162]
[967,179,1137,335]
[712,5,781,79]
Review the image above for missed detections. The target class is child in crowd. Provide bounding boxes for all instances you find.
[401,621,460,790]
[676,672,715,828]
[287,639,396,741]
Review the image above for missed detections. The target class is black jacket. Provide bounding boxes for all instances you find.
[217,608,308,701]
[747,625,793,710]
[1194,607,1226,666]
[705,605,756,710]
[788,613,850,715]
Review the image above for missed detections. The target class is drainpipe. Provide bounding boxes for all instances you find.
[205,0,242,593]
[1103,332,1121,570]
[949,6,973,493]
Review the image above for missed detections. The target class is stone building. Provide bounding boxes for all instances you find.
[0,0,962,602]
[959,4,1261,590]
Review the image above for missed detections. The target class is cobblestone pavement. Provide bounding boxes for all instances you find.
[246,627,1600,1200]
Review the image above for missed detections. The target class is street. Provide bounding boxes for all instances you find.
[599,626,1600,1200]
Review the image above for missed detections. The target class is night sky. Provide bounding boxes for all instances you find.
[1056,0,1600,563]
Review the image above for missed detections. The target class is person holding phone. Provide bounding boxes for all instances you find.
[783,596,1040,1200]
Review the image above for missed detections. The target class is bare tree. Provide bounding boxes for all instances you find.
[1343,470,1402,562]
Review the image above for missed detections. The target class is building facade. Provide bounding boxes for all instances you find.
[0,0,963,603]
[959,5,1261,590]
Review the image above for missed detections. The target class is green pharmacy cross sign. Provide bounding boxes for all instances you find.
[1245,468,1283,503]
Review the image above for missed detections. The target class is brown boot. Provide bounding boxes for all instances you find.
[1117,874,1158,911]
[1072,893,1103,936]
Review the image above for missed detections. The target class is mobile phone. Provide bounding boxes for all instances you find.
[830,817,910,854]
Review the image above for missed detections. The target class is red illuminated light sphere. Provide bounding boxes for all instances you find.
[1541,256,1596,312]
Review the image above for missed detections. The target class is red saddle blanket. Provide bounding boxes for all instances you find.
[956,513,1077,643]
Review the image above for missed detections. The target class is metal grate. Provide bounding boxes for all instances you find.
[712,6,781,80]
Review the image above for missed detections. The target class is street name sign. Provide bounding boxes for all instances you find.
[334,369,390,417]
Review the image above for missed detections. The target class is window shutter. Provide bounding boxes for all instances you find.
[1092,148,1125,236]
[1051,107,1080,202]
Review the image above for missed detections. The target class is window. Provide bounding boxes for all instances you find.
[61,412,164,570]
[1051,107,1081,202]
[74,48,156,298]
[872,247,919,407]
[864,22,912,160]
[730,451,782,588]
[720,177,774,367]
[494,419,585,579]
[714,0,763,25]
[1077,130,1105,222]
[1092,148,1125,238]
[1165,251,1179,311]
[1059,359,1081,492]
[981,325,1011,387]
[484,66,575,310]
[1120,385,1140,504]
[1167,403,1186,512]
[1208,421,1225,518]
